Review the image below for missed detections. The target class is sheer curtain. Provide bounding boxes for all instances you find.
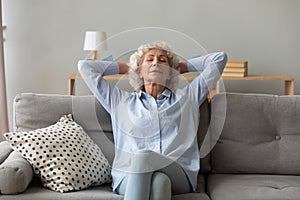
[0,0,9,141]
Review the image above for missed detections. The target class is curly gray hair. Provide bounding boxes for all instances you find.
[128,41,180,91]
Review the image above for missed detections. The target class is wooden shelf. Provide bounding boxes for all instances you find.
[218,75,294,95]
[221,75,293,81]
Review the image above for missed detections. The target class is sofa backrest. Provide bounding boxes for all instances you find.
[210,93,300,175]
[13,93,115,164]
[13,93,211,171]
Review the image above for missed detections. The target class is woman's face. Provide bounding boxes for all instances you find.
[139,49,171,86]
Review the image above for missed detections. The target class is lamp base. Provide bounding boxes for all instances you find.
[92,51,100,60]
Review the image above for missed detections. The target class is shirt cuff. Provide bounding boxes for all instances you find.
[103,62,119,76]
[187,62,196,72]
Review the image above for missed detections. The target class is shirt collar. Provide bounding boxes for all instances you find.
[138,88,172,100]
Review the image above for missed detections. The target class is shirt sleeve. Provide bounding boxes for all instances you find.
[77,59,123,114]
[185,52,227,106]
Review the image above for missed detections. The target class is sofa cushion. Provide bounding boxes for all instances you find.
[207,174,300,200]
[4,114,112,193]
[210,93,300,174]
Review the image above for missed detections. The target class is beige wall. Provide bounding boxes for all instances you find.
[3,0,300,130]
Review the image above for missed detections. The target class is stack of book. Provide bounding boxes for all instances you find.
[222,61,248,77]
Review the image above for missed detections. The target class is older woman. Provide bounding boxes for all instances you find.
[78,41,227,200]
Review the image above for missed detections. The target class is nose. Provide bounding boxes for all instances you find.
[152,57,160,67]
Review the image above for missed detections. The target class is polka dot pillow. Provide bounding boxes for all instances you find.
[4,114,112,193]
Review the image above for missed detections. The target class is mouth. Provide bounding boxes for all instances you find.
[149,70,162,74]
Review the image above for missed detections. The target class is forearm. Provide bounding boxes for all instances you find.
[117,62,130,74]
[78,60,119,77]
[178,61,188,73]
[78,60,121,113]
[178,51,227,74]
[187,52,227,73]
[186,52,227,105]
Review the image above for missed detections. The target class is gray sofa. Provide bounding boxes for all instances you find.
[1,92,300,200]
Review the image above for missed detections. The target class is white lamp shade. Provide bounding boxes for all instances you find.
[83,31,107,51]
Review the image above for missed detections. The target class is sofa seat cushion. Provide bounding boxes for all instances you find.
[0,177,210,200]
[207,174,300,200]
[0,178,123,200]
[172,193,210,200]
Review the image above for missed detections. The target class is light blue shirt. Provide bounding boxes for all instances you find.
[78,52,227,191]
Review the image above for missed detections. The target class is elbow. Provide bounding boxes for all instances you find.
[77,60,85,74]
[210,52,227,74]
[221,52,228,63]
[214,52,228,71]
[77,60,93,77]
[216,52,228,64]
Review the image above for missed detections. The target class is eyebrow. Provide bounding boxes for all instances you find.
[146,54,168,58]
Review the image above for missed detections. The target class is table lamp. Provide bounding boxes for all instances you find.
[83,31,107,60]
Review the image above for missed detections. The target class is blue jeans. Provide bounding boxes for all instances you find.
[116,150,192,200]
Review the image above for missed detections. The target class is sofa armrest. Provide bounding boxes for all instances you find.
[0,143,33,194]
[0,141,13,163]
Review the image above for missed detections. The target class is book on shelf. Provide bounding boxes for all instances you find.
[225,61,248,68]
[222,60,248,77]
[222,72,247,77]
[223,67,248,73]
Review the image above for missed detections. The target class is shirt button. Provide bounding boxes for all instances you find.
[275,135,281,140]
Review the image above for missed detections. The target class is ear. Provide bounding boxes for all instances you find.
[167,68,171,80]
[137,67,143,78]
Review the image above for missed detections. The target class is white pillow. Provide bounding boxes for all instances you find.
[4,114,112,193]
